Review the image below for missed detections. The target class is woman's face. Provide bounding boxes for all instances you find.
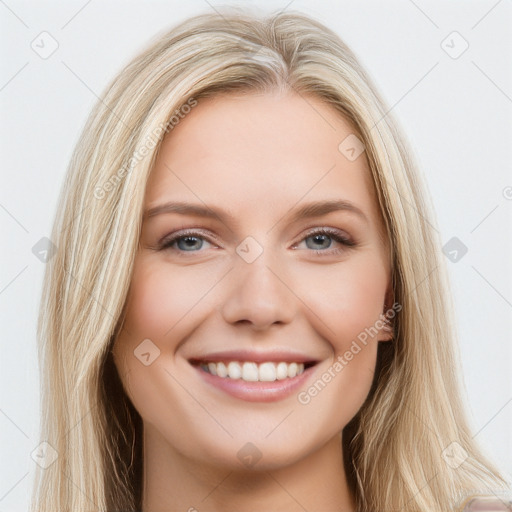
[113,91,392,470]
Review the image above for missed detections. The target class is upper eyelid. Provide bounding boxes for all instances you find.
[160,226,353,250]
[159,227,219,246]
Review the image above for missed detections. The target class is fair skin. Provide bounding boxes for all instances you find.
[113,90,393,512]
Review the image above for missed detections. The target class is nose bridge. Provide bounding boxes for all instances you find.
[221,236,295,329]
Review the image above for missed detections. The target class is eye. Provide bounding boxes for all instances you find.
[159,229,215,254]
[293,227,356,256]
[158,227,356,256]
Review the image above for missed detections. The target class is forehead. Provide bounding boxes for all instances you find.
[145,91,382,230]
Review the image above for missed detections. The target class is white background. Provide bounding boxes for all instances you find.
[1,1,511,509]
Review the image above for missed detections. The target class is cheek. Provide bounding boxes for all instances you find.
[111,258,217,435]
[301,255,389,351]
[289,254,388,424]
[111,257,201,397]
[112,256,224,413]
[121,257,217,344]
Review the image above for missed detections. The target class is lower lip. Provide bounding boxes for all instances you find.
[192,364,316,402]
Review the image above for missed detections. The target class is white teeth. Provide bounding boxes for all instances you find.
[216,362,228,378]
[276,362,289,380]
[228,361,242,379]
[259,362,276,382]
[201,361,306,381]
[287,362,298,378]
[242,362,259,381]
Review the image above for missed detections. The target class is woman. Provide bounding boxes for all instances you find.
[31,8,510,512]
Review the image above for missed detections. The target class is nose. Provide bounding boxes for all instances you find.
[221,252,296,331]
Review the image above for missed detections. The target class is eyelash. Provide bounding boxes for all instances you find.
[158,227,356,257]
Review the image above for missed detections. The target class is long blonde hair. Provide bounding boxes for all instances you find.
[31,8,509,511]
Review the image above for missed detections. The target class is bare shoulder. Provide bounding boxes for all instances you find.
[459,495,512,511]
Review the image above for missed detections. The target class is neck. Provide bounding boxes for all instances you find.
[141,423,356,512]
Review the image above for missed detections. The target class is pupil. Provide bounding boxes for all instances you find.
[310,234,330,249]
[179,236,201,250]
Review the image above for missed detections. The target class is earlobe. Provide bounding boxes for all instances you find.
[380,311,394,342]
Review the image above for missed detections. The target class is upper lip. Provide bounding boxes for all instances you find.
[188,349,319,365]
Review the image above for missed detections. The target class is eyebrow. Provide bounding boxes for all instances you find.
[143,199,368,225]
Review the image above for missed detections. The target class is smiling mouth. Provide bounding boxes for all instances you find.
[189,360,317,382]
